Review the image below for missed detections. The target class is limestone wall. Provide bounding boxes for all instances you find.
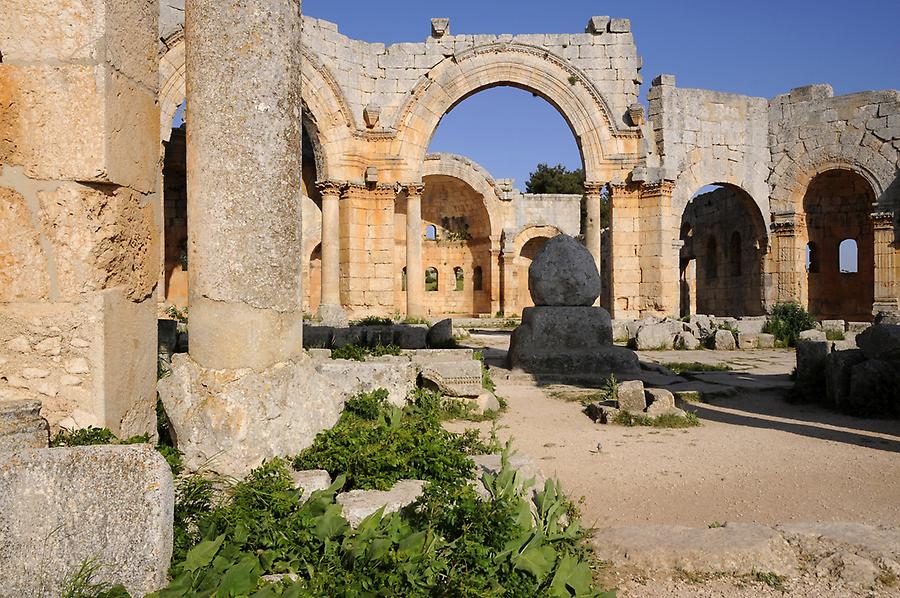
[647,75,770,220]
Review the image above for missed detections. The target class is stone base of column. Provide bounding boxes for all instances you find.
[0,289,157,437]
[317,303,349,327]
[158,352,417,477]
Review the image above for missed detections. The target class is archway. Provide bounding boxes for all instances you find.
[513,225,563,314]
[803,169,876,321]
[679,185,767,317]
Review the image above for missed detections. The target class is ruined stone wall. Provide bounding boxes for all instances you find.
[648,75,770,219]
[301,15,642,140]
[1,0,160,434]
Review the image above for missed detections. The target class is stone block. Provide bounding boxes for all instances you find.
[713,329,737,351]
[608,18,631,33]
[822,320,846,335]
[393,325,428,349]
[611,319,630,343]
[0,187,49,301]
[291,469,333,498]
[757,333,776,349]
[796,340,831,381]
[303,325,335,349]
[0,399,49,452]
[736,333,759,350]
[158,353,416,476]
[645,388,675,410]
[419,360,484,398]
[332,327,365,348]
[799,329,827,342]
[735,318,766,335]
[675,331,701,350]
[364,325,395,346]
[617,380,646,413]
[337,479,425,527]
[634,323,675,350]
[585,16,610,34]
[848,358,900,417]
[426,318,453,347]
[847,322,871,334]
[856,324,900,361]
[0,445,173,597]
[307,348,332,360]
[825,349,866,408]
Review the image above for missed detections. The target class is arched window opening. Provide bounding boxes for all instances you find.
[424,224,437,241]
[401,267,407,292]
[806,242,819,273]
[454,267,464,291]
[839,239,858,273]
[705,236,718,279]
[473,266,484,291]
[730,231,742,277]
[425,267,439,292]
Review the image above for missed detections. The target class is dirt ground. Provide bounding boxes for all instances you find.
[448,332,900,596]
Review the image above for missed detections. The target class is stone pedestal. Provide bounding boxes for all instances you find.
[507,235,639,378]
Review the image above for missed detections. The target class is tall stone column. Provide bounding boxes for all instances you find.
[316,181,346,324]
[872,211,899,317]
[186,0,303,370]
[583,182,605,279]
[501,235,519,316]
[637,181,679,317]
[489,239,503,316]
[404,184,425,317]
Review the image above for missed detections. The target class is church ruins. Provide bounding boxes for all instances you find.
[1,0,899,457]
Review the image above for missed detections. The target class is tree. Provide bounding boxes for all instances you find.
[525,163,609,228]
[525,163,585,194]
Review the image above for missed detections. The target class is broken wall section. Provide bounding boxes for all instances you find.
[0,0,161,435]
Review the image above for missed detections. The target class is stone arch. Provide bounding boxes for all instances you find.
[678,184,768,316]
[512,225,564,257]
[511,225,562,311]
[423,153,503,239]
[393,43,623,182]
[159,32,186,143]
[672,160,769,227]
[772,145,896,215]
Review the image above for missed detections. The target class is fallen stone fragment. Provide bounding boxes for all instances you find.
[291,469,332,498]
[617,380,646,413]
[337,479,425,527]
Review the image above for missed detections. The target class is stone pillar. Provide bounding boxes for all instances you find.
[186,0,303,370]
[501,234,518,316]
[489,238,502,316]
[404,183,425,317]
[316,181,346,324]
[872,211,899,317]
[771,213,805,307]
[583,182,605,280]
[0,0,159,435]
[637,181,679,317]
[608,182,643,319]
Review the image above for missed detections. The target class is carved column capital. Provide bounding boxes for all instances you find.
[771,212,802,236]
[399,182,425,197]
[583,181,605,196]
[871,211,895,230]
[315,180,345,197]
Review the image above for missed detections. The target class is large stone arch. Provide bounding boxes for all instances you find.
[672,160,769,227]
[422,153,504,239]
[393,43,623,182]
[512,224,563,257]
[771,141,896,215]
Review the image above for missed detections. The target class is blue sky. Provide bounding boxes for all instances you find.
[305,0,900,189]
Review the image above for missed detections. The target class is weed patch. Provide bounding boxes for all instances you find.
[662,362,732,375]
[763,302,815,347]
[330,343,401,361]
[613,411,700,428]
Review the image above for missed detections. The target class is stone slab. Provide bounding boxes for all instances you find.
[337,479,425,527]
[0,445,173,597]
[0,399,49,452]
[592,523,798,576]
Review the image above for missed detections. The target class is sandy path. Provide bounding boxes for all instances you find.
[450,334,900,528]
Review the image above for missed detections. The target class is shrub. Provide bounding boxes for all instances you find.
[350,316,394,327]
[662,362,732,375]
[764,302,815,347]
[292,389,487,491]
[613,410,700,428]
[331,343,402,361]
[50,426,184,475]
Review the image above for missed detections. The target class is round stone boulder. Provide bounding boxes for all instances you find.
[528,234,601,306]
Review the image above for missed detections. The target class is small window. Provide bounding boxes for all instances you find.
[454,267,464,291]
[401,267,407,292]
[473,266,483,291]
[425,224,437,241]
[839,239,858,273]
[729,231,742,277]
[706,236,718,279]
[425,267,439,292]
[806,242,819,273]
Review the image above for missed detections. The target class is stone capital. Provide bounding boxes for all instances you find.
[399,182,425,197]
[315,180,345,197]
[871,211,894,230]
[771,212,802,236]
[583,181,606,196]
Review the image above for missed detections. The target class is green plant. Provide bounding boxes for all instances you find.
[708,521,726,529]
[292,389,487,491]
[165,305,188,324]
[763,302,815,347]
[401,316,431,325]
[662,362,732,375]
[613,411,700,428]
[826,329,845,341]
[350,316,394,327]
[474,351,497,393]
[567,74,578,85]
[331,343,402,361]
[602,374,619,403]
[751,569,787,591]
[61,559,131,598]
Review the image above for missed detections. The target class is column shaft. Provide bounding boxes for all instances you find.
[405,184,425,317]
[873,212,899,317]
[317,182,342,310]
[186,0,303,370]
[584,182,605,275]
